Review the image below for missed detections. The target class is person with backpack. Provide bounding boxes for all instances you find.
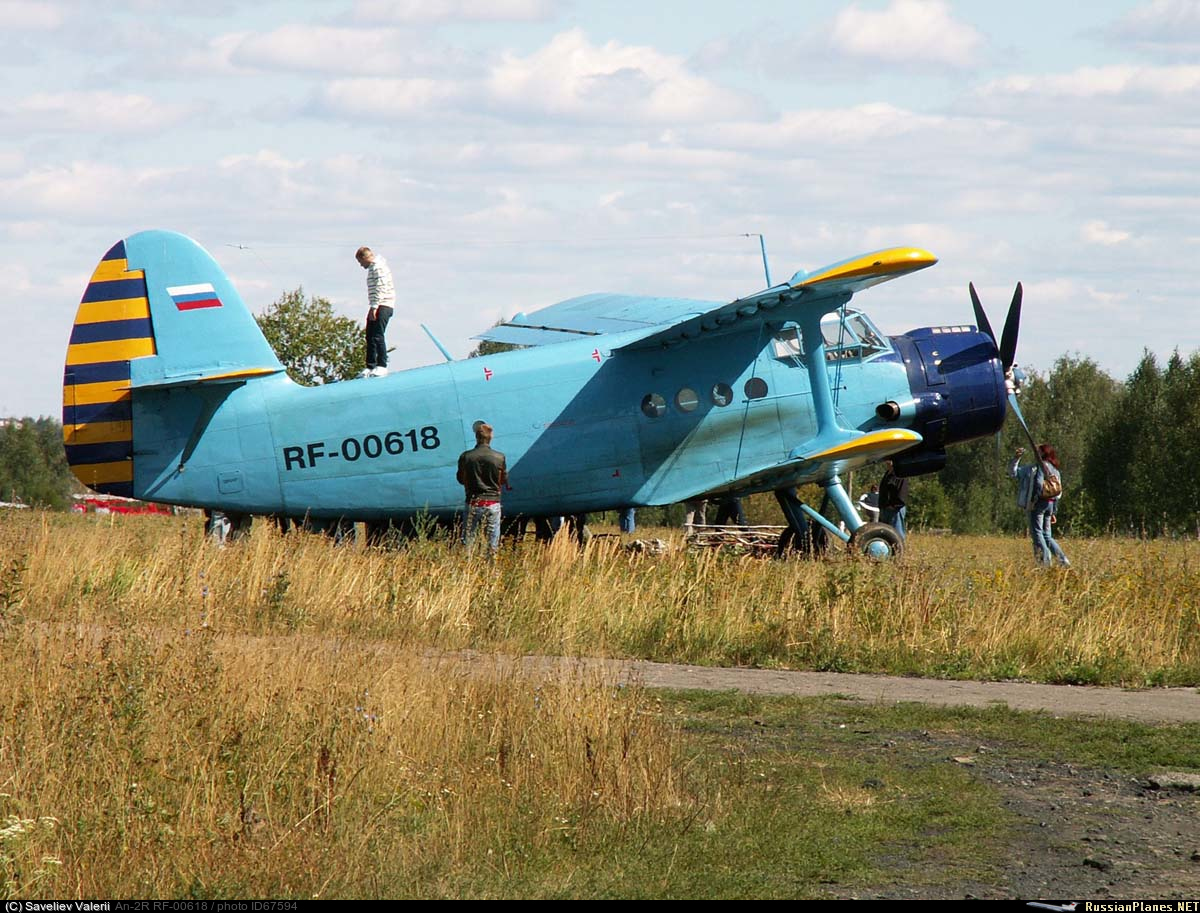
[1010,444,1070,567]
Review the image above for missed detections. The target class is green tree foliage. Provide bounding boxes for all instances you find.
[0,417,75,508]
[255,287,365,385]
[1084,350,1200,535]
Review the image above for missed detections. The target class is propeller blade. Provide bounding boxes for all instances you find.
[969,282,996,346]
[1007,390,1038,453]
[998,282,1022,370]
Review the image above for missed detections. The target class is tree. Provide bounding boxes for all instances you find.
[0,417,75,508]
[255,288,365,385]
[1085,350,1200,535]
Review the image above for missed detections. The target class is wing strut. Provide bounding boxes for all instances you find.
[796,293,852,442]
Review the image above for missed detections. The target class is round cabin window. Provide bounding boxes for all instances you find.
[744,377,768,399]
[675,387,699,412]
[641,393,667,418]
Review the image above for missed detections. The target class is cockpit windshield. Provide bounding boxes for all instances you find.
[771,309,890,364]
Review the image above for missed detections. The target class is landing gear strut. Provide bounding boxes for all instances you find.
[774,474,902,560]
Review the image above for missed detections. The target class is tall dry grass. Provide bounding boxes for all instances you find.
[1,619,688,897]
[2,511,1198,686]
[3,511,1199,896]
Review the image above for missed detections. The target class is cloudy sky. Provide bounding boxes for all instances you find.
[5,0,1199,418]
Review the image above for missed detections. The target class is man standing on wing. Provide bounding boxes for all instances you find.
[355,246,395,377]
[457,421,507,560]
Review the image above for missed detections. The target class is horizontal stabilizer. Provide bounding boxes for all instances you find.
[129,365,284,390]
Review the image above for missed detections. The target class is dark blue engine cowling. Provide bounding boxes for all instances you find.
[886,328,1008,477]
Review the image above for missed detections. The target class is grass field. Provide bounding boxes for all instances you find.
[2,511,1199,897]
[4,511,1199,686]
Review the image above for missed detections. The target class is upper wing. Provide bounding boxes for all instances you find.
[472,247,936,350]
[619,247,937,351]
[472,292,719,348]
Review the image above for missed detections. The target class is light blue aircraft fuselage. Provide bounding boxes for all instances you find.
[63,231,1009,552]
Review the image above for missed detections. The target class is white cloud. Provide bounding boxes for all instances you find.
[227,24,470,77]
[487,29,764,125]
[745,103,941,146]
[1081,220,1133,246]
[0,161,180,221]
[2,91,191,134]
[830,0,983,69]
[353,0,557,23]
[460,186,556,228]
[0,0,64,29]
[171,31,255,76]
[217,149,304,173]
[1105,0,1200,55]
[692,0,985,79]
[983,64,1200,98]
[300,29,766,127]
[861,222,972,261]
[313,77,469,118]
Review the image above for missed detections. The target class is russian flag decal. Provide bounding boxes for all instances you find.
[167,283,223,311]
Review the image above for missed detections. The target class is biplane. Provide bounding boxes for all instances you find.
[63,230,1023,558]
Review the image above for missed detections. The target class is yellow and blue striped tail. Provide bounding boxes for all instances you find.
[62,240,156,497]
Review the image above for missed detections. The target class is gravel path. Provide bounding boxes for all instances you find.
[497,654,1200,723]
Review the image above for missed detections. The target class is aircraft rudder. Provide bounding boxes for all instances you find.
[63,231,284,497]
[63,238,152,496]
[122,229,282,385]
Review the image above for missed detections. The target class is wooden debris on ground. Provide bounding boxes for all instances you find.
[685,523,786,557]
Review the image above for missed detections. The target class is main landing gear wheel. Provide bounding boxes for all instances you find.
[849,522,903,560]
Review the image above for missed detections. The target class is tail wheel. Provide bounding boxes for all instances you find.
[849,522,903,560]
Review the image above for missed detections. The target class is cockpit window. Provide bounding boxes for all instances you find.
[771,329,802,360]
[771,309,890,365]
[849,314,888,352]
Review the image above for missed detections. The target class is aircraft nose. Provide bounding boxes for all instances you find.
[888,328,1007,456]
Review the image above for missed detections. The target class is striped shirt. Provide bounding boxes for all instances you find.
[366,256,395,309]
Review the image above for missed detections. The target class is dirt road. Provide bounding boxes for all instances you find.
[494,653,1200,723]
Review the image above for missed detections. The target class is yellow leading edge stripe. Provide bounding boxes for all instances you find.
[810,429,922,461]
[800,247,937,287]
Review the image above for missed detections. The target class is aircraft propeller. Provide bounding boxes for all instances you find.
[970,281,1039,454]
[969,281,1022,371]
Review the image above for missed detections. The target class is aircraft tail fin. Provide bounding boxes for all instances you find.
[63,230,284,496]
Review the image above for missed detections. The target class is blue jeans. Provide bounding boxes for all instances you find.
[619,507,636,533]
[1029,505,1069,566]
[879,505,906,538]
[464,502,501,559]
[366,305,392,369]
